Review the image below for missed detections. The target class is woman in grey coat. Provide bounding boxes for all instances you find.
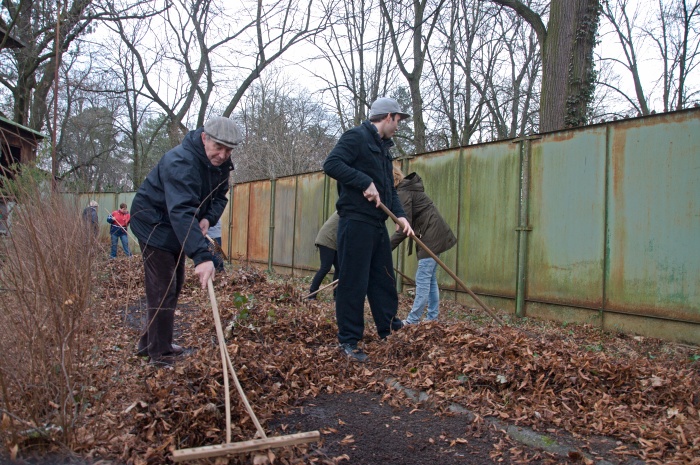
[308,211,340,299]
[391,168,457,323]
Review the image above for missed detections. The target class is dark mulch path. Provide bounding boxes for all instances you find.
[272,392,565,464]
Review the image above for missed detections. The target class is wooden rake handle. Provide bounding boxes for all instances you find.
[379,203,505,326]
[207,279,267,442]
[301,279,339,300]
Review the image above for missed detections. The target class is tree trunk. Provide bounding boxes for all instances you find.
[541,0,599,131]
[492,0,600,132]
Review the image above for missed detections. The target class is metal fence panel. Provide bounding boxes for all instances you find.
[461,143,520,297]
[606,112,700,323]
[248,180,271,264]
[272,177,297,267]
[527,128,607,308]
[294,173,328,273]
[61,109,700,344]
[230,184,250,261]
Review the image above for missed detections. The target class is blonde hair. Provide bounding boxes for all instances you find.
[89,200,98,207]
[392,166,405,187]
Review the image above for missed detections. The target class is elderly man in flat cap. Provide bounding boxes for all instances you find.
[323,97,414,362]
[130,116,242,366]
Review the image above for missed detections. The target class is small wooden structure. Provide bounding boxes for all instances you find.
[0,24,27,49]
[0,116,45,234]
[0,115,44,172]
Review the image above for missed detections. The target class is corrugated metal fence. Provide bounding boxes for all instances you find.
[74,108,700,344]
[225,109,700,345]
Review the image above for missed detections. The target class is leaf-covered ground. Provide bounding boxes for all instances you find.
[10,258,699,464]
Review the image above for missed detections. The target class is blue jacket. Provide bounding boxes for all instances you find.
[130,128,232,265]
[323,121,406,224]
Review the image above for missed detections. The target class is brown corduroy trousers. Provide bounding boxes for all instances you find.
[137,241,186,358]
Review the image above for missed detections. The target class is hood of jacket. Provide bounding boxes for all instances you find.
[397,172,424,192]
[390,172,456,259]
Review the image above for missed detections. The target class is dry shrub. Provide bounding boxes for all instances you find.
[0,171,102,452]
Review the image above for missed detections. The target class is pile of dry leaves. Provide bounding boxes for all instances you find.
[17,259,699,464]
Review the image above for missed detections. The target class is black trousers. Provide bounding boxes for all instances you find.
[137,241,186,358]
[335,217,400,345]
[309,245,338,298]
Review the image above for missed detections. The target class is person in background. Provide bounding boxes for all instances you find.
[207,219,225,273]
[130,116,242,366]
[390,167,457,325]
[82,200,99,238]
[323,97,414,362]
[308,211,339,300]
[108,203,132,258]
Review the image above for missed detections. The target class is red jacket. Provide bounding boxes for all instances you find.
[109,210,130,235]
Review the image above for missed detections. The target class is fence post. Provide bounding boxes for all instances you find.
[291,175,299,277]
[268,178,276,273]
[226,186,234,264]
[515,137,538,318]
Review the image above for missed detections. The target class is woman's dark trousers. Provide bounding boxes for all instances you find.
[309,245,338,299]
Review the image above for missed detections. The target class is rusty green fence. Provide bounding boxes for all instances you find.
[68,109,698,344]
[223,109,700,345]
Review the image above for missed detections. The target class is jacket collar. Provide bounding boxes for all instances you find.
[362,120,395,157]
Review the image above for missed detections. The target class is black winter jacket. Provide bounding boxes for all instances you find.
[130,127,232,265]
[323,120,406,224]
[390,172,457,259]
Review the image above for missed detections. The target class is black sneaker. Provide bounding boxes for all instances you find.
[339,343,368,362]
[391,318,404,331]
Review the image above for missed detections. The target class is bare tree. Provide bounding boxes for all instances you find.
[106,0,329,147]
[600,0,653,115]
[32,43,124,191]
[491,0,600,132]
[424,0,540,146]
[379,0,446,153]
[645,0,700,111]
[308,0,396,132]
[481,5,540,139]
[597,0,699,118]
[103,31,169,187]
[0,0,97,130]
[234,75,337,182]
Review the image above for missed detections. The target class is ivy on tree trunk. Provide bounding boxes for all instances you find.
[492,0,600,133]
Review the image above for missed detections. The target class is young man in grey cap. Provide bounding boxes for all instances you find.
[130,116,242,366]
[323,97,414,362]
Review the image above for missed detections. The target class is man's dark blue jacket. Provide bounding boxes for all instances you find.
[130,127,232,265]
[323,120,406,224]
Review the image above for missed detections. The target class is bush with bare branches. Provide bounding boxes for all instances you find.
[0,170,103,452]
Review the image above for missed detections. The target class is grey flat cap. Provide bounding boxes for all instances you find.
[368,97,412,120]
[203,117,243,148]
